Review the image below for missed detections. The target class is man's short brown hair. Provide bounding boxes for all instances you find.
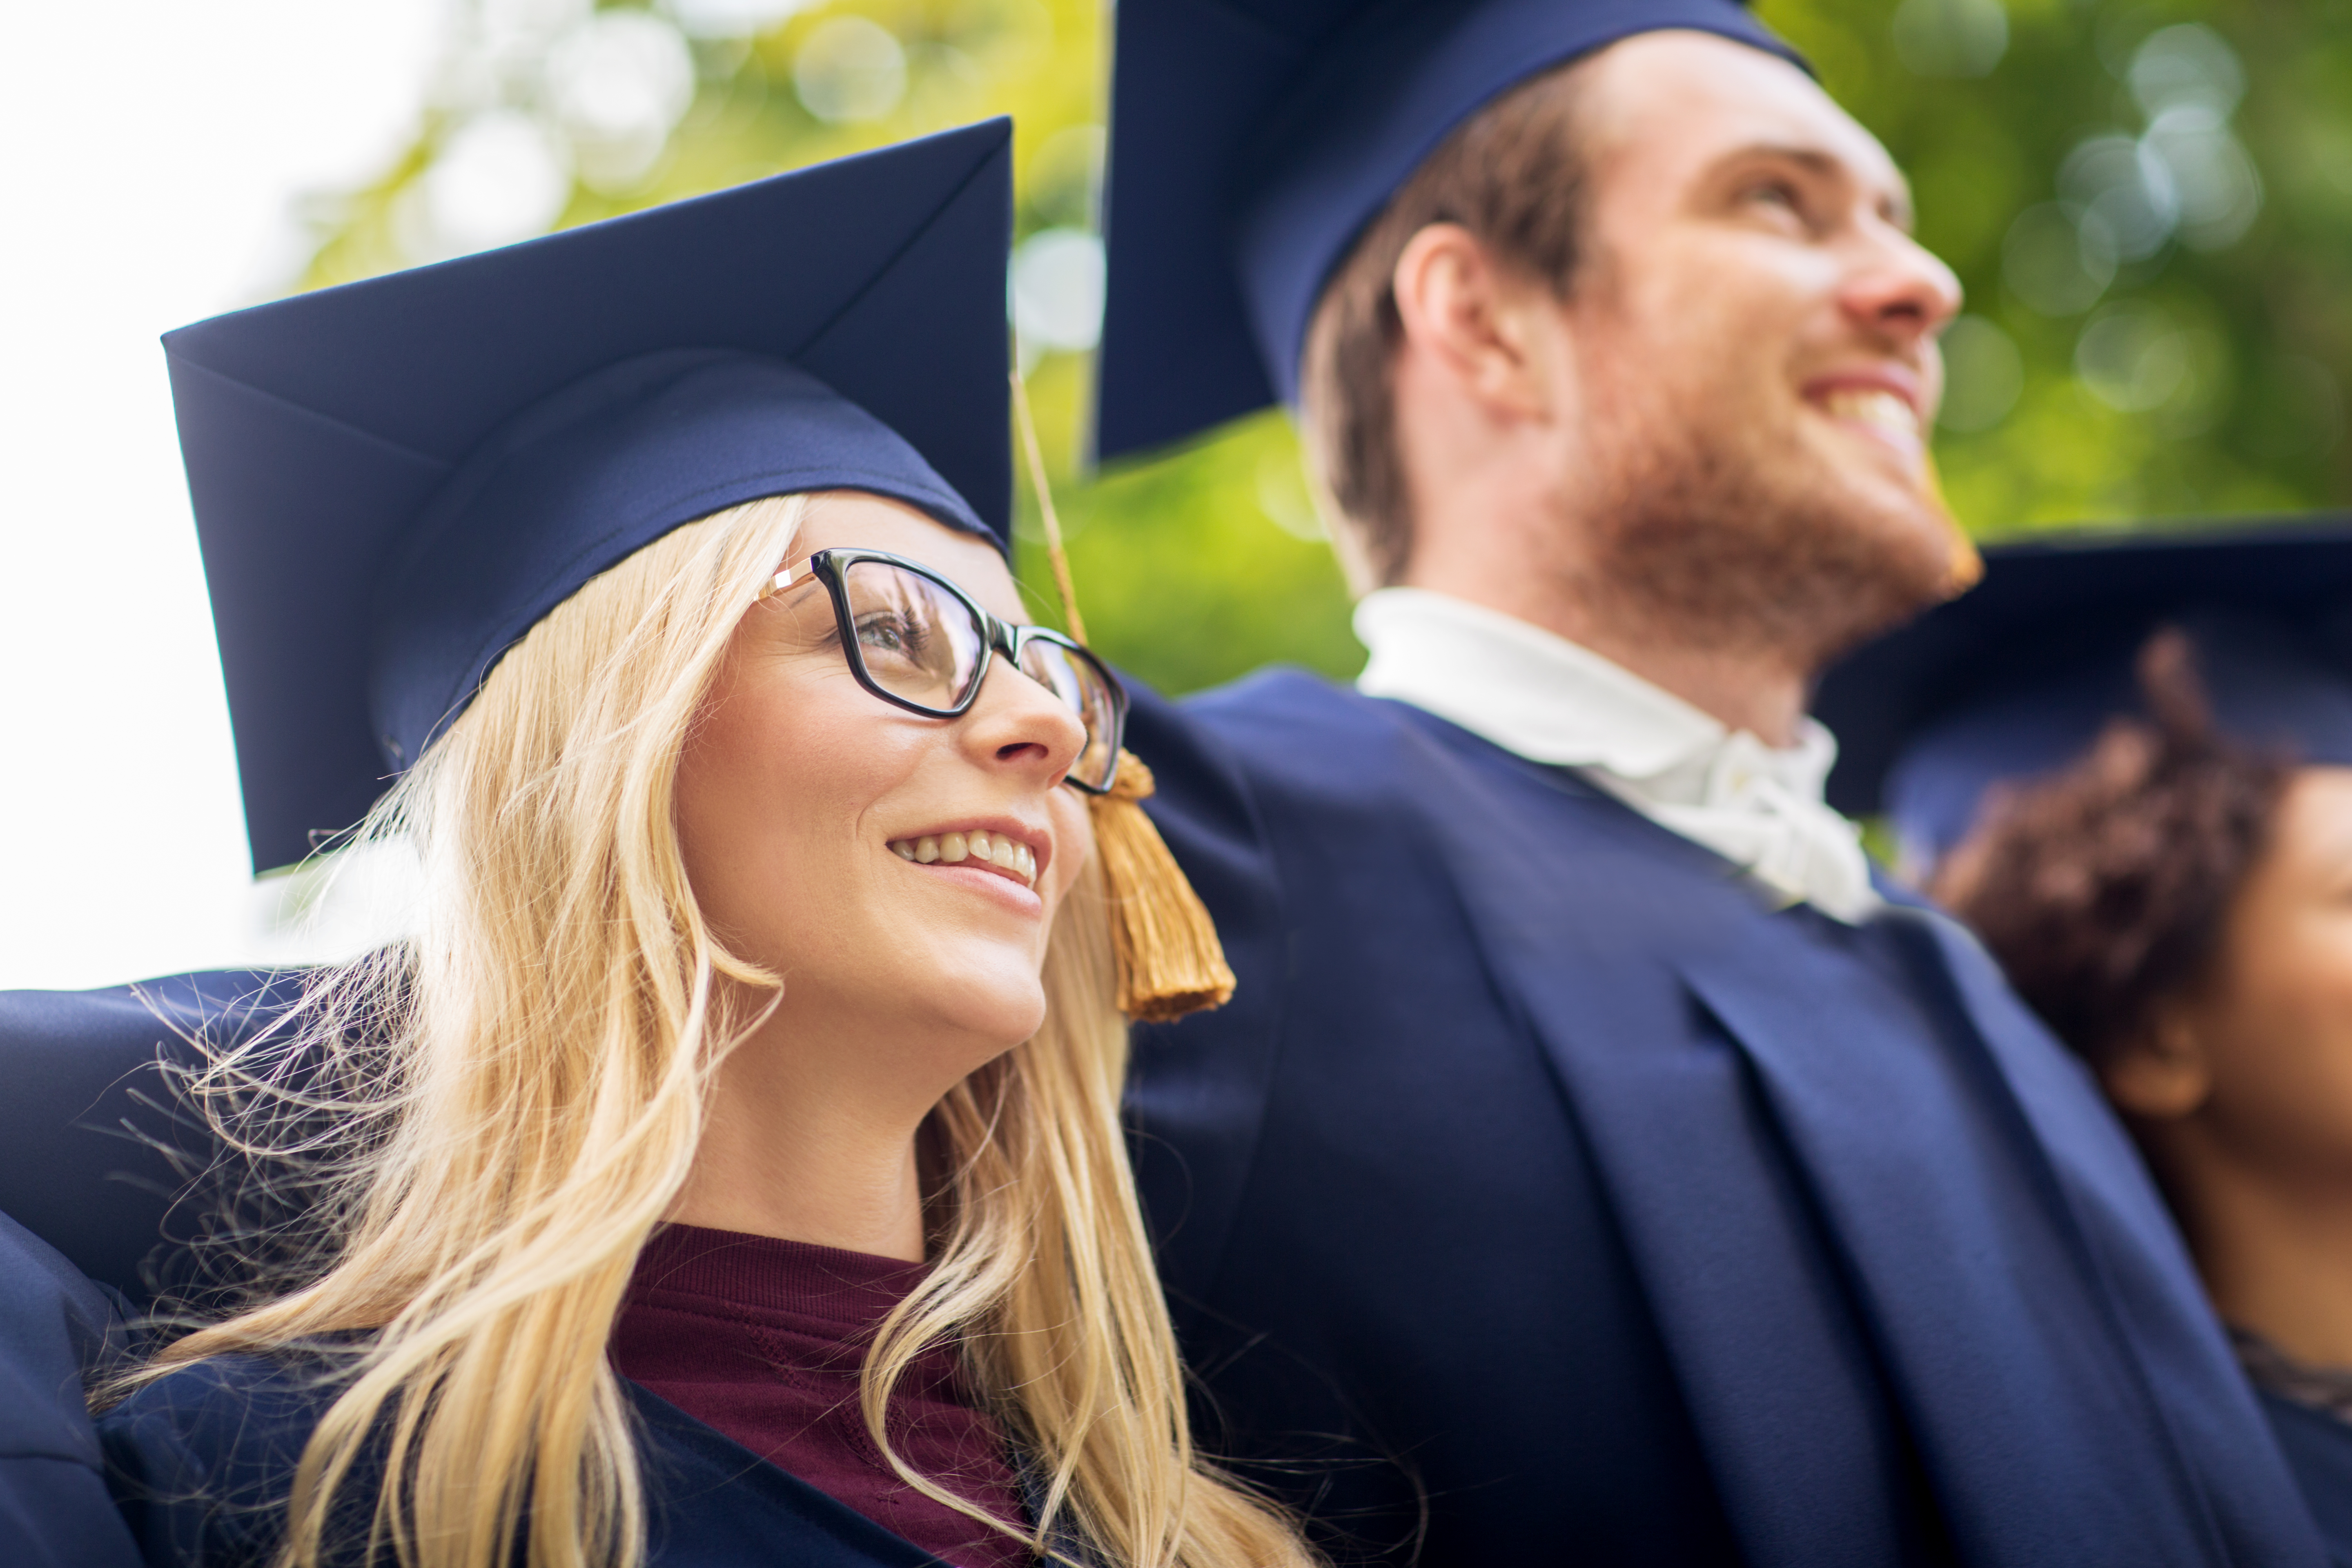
[1298,60,1595,588]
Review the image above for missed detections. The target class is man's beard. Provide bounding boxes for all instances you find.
[1568,374,1973,678]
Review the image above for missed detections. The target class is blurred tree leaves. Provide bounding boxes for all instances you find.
[295,0,2350,698]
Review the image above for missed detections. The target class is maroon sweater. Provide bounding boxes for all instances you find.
[613,1225,1032,1568]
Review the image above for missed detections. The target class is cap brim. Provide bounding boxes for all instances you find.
[1814,517,2352,820]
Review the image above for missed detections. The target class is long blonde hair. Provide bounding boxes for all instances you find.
[138,494,1312,1568]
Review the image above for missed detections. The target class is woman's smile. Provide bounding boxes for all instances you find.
[887,820,1044,889]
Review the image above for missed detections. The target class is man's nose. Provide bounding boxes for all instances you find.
[1841,227,1963,346]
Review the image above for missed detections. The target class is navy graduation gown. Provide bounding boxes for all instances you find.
[98,1355,964,1568]
[0,1210,145,1568]
[0,969,305,1311]
[0,984,1075,1568]
[0,970,265,1568]
[2258,1394,2352,1568]
[1124,668,2326,1568]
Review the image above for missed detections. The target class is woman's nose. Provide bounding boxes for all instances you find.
[963,656,1089,782]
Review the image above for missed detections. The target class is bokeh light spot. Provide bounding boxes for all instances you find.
[2144,105,2262,252]
[1011,227,1104,355]
[547,10,697,194]
[663,0,816,40]
[2129,24,2246,120]
[417,110,573,257]
[2060,133,2179,262]
[2076,303,2191,413]
[1890,0,2008,79]
[1938,315,2025,432]
[2002,201,2116,316]
[793,16,908,123]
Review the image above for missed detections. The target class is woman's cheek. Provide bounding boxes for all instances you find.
[2223,917,2352,1173]
[1047,793,1095,912]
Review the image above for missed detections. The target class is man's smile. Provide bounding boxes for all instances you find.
[1802,369,1927,467]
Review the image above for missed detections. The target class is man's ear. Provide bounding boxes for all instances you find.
[2104,1005,2216,1122]
[1390,222,1556,422]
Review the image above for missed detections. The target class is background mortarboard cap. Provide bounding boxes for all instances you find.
[1811,520,2352,866]
[165,119,1013,875]
[1094,0,1800,460]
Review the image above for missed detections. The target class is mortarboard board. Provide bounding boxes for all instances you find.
[1094,0,1802,460]
[165,119,1014,875]
[1811,520,2352,868]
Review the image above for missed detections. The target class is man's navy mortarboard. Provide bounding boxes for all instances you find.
[1094,0,1803,459]
[165,119,1014,875]
[1811,520,2352,867]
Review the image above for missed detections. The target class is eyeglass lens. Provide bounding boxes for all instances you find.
[1016,639,1120,791]
[840,559,1120,790]
[840,558,983,712]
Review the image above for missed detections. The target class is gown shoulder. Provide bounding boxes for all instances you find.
[98,1352,346,1568]
[96,1356,968,1568]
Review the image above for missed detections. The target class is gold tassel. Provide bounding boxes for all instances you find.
[1091,751,1237,1020]
[1012,372,1236,1020]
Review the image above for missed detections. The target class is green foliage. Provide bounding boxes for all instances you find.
[301,0,2351,697]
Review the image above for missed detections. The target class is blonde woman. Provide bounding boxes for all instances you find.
[75,122,1303,1568]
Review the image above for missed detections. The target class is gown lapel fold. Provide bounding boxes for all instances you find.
[1415,742,1927,1566]
[1679,909,2225,1566]
[1888,903,2325,1566]
[1410,718,2321,1567]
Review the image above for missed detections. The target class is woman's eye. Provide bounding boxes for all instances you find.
[857,612,927,659]
[1745,180,1800,212]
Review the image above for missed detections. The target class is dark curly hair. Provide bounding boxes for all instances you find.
[1931,628,2290,1068]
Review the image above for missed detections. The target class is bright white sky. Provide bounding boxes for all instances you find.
[0,0,447,990]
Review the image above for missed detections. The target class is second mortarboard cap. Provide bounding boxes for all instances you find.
[1094,0,1802,460]
[165,119,1014,874]
[1811,521,2352,871]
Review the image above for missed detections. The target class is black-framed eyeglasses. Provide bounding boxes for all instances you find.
[758,547,1126,795]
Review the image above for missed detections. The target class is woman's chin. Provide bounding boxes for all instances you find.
[893,952,1050,1052]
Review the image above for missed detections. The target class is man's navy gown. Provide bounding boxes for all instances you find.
[1123,670,2329,1568]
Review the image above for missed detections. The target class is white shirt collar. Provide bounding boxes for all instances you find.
[1354,587,1880,923]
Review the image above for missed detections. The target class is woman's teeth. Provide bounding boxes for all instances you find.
[1818,387,1919,441]
[887,831,1037,887]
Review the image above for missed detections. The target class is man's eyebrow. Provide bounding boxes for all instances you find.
[1714,141,1918,229]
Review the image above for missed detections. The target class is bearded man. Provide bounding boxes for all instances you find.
[1097,4,2329,1565]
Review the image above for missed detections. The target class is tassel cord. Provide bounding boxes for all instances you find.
[1011,374,1235,1019]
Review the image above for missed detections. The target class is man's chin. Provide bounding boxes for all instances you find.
[1725,448,1978,663]
[1853,466,1976,596]
[1580,416,1977,669]
[1807,469,1979,646]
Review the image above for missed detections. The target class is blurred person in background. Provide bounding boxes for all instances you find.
[0,125,1313,1568]
[1830,528,2352,1564]
[1087,0,2328,1564]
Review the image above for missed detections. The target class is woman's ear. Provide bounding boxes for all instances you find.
[1390,222,1559,423]
[2103,1005,2215,1122]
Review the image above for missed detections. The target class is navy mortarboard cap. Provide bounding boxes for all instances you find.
[1811,521,2352,868]
[165,119,1014,874]
[1095,0,1802,459]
